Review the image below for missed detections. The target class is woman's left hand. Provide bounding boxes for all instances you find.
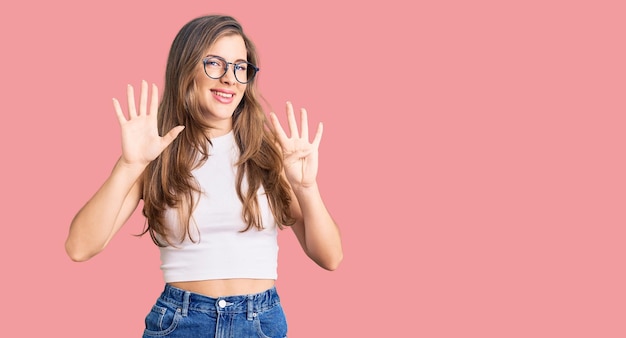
[269,101,323,189]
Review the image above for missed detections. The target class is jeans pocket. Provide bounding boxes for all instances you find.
[143,303,182,337]
[254,304,288,338]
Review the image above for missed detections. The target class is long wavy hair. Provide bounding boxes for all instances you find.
[141,15,295,246]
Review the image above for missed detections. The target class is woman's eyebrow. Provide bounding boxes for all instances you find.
[205,54,248,62]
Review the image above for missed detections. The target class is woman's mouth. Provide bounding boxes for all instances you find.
[211,90,235,103]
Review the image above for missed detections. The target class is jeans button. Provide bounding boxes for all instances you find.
[218,299,227,308]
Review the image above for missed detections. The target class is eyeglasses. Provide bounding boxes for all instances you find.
[202,56,259,84]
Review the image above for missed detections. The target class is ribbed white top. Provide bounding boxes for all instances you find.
[159,131,278,282]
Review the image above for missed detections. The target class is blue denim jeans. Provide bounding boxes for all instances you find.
[142,284,288,338]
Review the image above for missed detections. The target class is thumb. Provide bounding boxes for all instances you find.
[161,125,185,148]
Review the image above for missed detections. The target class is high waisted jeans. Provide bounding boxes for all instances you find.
[142,284,288,338]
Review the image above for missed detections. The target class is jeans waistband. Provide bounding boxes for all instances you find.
[159,284,281,319]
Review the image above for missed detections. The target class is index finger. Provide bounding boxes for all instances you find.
[269,112,288,143]
[149,83,159,117]
[127,84,137,118]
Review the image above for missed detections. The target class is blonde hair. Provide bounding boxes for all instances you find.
[141,15,295,246]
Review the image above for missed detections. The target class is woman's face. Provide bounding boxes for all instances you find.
[195,34,248,136]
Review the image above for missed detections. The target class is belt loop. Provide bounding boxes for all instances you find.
[247,295,254,321]
[181,291,190,317]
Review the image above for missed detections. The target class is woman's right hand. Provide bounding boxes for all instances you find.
[113,80,184,167]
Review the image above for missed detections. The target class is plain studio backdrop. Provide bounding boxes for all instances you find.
[1,0,624,337]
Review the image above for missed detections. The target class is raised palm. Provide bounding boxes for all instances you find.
[269,102,323,189]
[113,81,184,167]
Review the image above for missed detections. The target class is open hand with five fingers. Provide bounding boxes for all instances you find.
[269,101,323,190]
[112,80,185,168]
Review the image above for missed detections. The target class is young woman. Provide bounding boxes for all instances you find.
[65,14,343,337]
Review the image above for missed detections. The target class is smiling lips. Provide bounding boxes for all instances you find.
[211,89,235,104]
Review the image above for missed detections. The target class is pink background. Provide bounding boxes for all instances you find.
[1,0,625,336]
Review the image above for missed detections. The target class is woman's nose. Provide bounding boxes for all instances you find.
[220,65,237,85]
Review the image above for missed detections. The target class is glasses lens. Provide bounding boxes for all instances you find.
[234,62,257,84]
[204,57,227,79]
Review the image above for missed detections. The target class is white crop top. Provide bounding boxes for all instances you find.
[158,131,279,282]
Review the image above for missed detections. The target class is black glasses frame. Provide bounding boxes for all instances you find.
[202,56,259,84]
